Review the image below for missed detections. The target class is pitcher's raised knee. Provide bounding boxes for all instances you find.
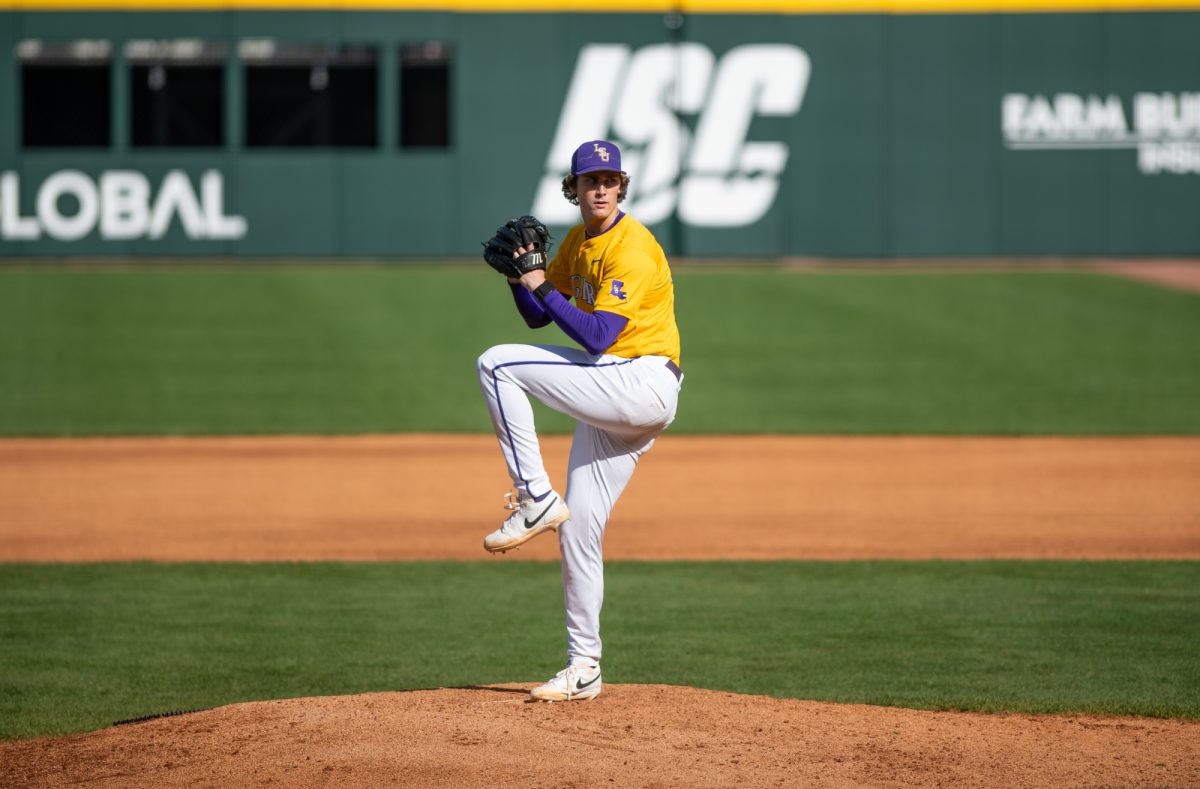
[476,345,515,378]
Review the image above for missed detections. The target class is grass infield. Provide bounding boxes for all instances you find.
[1,560,1197,740]
[0,265,1198,436]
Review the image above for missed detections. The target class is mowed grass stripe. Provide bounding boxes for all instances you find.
[0,266,1197,436]
[1,560,1196,739]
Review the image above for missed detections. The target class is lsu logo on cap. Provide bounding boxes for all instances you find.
[570,139,623,175]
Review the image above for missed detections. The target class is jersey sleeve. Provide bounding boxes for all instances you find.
[590,246,653,319]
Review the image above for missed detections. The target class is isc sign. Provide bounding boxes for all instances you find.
[534,43,810,228]
[0,170,247,242]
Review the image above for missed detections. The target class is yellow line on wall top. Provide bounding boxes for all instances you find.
[4,0,1199,12]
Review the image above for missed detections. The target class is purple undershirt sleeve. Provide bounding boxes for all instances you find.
[541,291,629,356]
[510,282,552,328]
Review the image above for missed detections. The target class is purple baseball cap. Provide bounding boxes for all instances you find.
[571,140,623,175]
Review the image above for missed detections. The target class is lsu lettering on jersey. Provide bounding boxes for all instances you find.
[547,212,680,366]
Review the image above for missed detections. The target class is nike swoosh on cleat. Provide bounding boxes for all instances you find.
[525,498,557,530]
[575,674,600,691]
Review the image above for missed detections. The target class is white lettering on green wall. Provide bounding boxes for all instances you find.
[1002,92,1200,175]
[0,170,248,241]
[534,43,810,226]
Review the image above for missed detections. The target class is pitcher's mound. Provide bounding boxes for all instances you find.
[4,685,1197,787]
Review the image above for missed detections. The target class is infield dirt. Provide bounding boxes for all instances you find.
[2,434,1198,786]
[2,435,1198,561]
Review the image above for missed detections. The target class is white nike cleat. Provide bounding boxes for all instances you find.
[483,490,570,553]
[530,661,602,702]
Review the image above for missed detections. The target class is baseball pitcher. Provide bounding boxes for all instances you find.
[477,139,682,702]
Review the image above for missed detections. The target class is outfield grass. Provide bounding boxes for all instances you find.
[0,265,1197,436]
[1,561,1196,739]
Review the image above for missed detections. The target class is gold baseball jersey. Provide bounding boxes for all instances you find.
[547,213,681,366]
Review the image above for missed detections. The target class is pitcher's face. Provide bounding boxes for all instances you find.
[574,170,622,228]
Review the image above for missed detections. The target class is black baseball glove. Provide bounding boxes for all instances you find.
[482,215,553,279]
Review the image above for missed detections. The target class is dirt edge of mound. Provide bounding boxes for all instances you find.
[3,685,1197,788]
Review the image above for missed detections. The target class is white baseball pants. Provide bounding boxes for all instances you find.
[476,344,681,662]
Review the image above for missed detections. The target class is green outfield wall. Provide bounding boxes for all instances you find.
[1,4,1198,257]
